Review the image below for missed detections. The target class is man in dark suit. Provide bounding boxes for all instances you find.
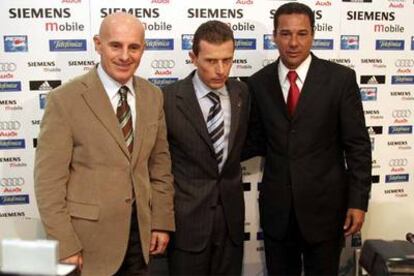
[162,20,249,275]
[243,2,372,275]
[35,13,174,275]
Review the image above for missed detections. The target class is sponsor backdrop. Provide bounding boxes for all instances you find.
[0,0,413,275]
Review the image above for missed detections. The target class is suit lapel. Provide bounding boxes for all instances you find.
[226,81,242,157]
[176,73,215,154]
[81,69,130,158]
[292,55,326,122]
[131,77,147,166]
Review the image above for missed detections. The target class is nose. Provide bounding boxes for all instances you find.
[216,61,224,75]
[289,34,299,47]
[120,47,129,61]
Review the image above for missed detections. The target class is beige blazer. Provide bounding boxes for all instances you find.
[34,68,174,275]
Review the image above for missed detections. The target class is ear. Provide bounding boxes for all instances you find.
[93,35,102,54]
[272,31,279,48]
[189,51,197,66]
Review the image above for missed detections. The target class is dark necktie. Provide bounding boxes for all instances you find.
[206,92,224,166]
[117,86,134,153]
[287,71,300,116]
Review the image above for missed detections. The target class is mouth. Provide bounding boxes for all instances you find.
[115,63,132,71]
[212,78,225,83]
[287,52,301,57]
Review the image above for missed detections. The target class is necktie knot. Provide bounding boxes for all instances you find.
[207,92,220,105]
[119,86,129,102]
[287,71,298,83]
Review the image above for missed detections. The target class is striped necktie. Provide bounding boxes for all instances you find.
[206,92,224,166]
[117,86,134,153]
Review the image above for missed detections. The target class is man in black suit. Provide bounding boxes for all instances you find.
[162,20,249,275]
[244,2,372,275]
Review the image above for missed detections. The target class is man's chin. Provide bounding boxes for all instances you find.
[208,82,226,90]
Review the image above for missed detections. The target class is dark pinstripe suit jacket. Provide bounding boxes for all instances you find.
[162,71,249,251]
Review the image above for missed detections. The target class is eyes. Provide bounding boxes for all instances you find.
[108,42,142,52]
[278,30,311,38]
[205,58,233,65]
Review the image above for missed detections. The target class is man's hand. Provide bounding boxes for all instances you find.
[343,208,365,236]
[61,252,83,270]
[149,231,170,255]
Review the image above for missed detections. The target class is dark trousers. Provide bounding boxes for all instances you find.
[168,204,243,276]
[114,205,148,276]
[264,209,343,276]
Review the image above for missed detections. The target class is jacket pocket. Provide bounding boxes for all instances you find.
[67,201,100,221]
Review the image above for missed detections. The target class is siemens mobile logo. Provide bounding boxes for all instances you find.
[263,34,276,50]
[360,87,377,101]
[388,125,413,134]
[312,39,333,50]
[0,82,21,92]
[392,75,414,84]
[0,195,30,205]
[145,39,174,50]
[385,174,409,183]
[0,139,25,149]
[49,39,87,51]
[181,34,193,50]
[341,35,359,50]
[235,39,256,50]
[8,8,71,19]
[376,39,404,50]
[148,78,178,87]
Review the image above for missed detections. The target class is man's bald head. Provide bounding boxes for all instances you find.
[98,12,145,41]
[94,12,146,84]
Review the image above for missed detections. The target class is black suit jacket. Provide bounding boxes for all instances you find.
[163,71,249,251]
[244,54,372,243]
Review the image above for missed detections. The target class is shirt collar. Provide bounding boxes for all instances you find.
[192,70,228,100]
[279,54,312,84]
[97,63,134,99]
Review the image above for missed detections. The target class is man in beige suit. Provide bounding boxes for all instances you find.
[35,13,174,275]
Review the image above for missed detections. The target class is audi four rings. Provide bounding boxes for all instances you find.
[389,159,408,167]
[0,177,25,187]
[394,59,414,67]
[0,121,21,130]
[392,110,412,118]
[151,59,175,69]
[0,62,17,72]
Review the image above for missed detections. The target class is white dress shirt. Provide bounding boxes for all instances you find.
[278,54,312,103]
[97,64,136,131]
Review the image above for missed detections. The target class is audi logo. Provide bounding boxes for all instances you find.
[0,62,17,72]
[151,60,175,69]
[262,59,275,67]
[392,110,411,118]
[0,177,25,187]
[0,121,21,131]
[389,159,408,167]
[394,59,414,68]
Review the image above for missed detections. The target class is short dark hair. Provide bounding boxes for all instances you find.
[273,2,315,34]
[192,20,235,56]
